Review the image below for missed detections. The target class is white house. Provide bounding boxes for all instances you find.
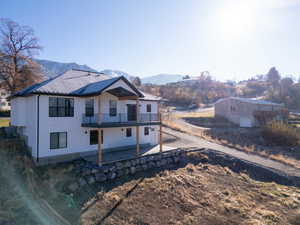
[10,69,161,165]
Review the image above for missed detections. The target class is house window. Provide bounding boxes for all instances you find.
[146,104,151,112]
[85,99,94,117]
[144,127,149,136]
[49,97,74,117]
[126,128,132,137]
[109,100,117,116]
[230,106,236,112]
[90,130,98,145]
[50,132,67,149]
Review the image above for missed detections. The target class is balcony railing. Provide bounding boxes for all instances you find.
[82,113,160,125]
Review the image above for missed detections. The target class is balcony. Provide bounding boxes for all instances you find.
[81,113,161,128]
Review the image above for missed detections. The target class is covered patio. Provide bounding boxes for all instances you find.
[82,144,176,164]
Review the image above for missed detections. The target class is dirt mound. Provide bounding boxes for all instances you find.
[81,152,300,225]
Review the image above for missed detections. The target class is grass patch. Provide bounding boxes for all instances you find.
[172,109,214,119]
[0,118,10,127]
[262,121,300,146]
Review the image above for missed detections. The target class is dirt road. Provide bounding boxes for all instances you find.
[164,126,300,178]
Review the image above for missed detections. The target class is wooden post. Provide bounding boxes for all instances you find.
[158,102,163,153]
[136,126,140,157]
[98,96,102,124]
[136,98,140,157]
[98,128,103,166]
[159,113,163,153]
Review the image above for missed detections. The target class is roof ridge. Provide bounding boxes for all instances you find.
[71,68,102,74]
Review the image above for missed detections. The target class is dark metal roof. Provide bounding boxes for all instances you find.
[14,69,144,98]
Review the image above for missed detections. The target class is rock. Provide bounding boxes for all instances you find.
[91,169,98,174]
[161,159,167,166]
[166,158,172,164]
[68,182,79,192]
[130,166,136,174]
[135,165,142,172]
[131,160,136,166]
[125,161,131,168]
[95,173,107,182]
[102,165,110,173]
[174,156,180,163]
[82,169,91,176]
[124,168,130,175]
[140,158,146,164]
[109,166,117,172]
[156,161,161,167]
[142,164,148,171]
[116,162,123,170]
[87,175,95,184]
[79,178,87,187]
[108,172,116,180]
[147,162,153,169]
[116,170,124,177]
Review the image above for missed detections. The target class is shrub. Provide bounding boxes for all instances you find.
[262,121,300,146]
[0,110,10,117]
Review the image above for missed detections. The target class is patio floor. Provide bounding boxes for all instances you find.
[82,144,176,164]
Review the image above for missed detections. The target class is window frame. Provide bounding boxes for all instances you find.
[85,99,94,117]
[50,132,67,149]
[126,128,132,137]
[146,104,152,113]
[90,130,98,145]
[109,100,117,117]
[49,97,74,117]
[144,127,149,136]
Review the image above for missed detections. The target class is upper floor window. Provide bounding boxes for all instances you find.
[85,99,94,117]
[109,100,117,117]
[49,97,74,117]
[146,104,152,112]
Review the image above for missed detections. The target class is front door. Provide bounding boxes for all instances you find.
[127,104,137,121]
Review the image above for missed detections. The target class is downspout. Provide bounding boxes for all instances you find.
[36,95,40,163]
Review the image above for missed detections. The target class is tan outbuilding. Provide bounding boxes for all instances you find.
[215,97,285,127]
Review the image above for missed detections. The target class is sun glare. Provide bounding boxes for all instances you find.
[218,2,259,39]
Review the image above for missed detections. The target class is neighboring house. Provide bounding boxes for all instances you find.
[215,97,285,127]
[0,89,10,111]
[10,69,161,165]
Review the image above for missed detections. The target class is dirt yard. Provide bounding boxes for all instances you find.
[81,152,300,225]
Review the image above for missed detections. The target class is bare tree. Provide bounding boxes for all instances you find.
[0,18,43,94]
[132,76,141,86]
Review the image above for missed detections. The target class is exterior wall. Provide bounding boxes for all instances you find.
[215,98,284,127]
[12,91,159,162]
[11,95,37,155]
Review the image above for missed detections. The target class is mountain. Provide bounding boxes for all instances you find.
[35,59,98,79]
[35,59,136,81]
[141,74,186,85]
[99,69,134,81]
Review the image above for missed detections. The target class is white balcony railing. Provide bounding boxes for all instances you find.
[82,113,160,125]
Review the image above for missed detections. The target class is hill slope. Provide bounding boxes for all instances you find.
[36,59,98,79]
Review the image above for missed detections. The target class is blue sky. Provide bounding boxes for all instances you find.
[1,0,300,80]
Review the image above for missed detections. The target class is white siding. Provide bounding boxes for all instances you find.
[11,89,159,162]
